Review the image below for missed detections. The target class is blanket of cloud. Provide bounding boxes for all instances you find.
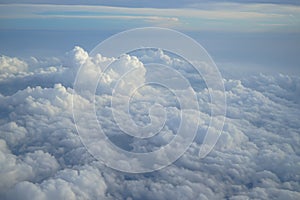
[0,46,300,199]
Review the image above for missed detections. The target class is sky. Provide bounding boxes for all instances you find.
[0,0,299,75]
[0,1,300,200]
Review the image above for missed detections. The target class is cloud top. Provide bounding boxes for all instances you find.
[0,46,299,199]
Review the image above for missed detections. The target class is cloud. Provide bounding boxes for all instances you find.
[0,3,299,32]
[6,165,108,200]
[0,55,28,77]
[1,0,300,7]
[0,46,299,199]
[0,140,59,195]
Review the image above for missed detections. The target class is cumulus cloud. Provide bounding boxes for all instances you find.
[0,46,299,199]
[0,55,28,75]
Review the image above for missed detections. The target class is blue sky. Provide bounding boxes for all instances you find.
[0,0,299,75]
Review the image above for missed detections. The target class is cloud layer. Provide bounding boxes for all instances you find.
[0,46,299,199]
[1,3,299,32]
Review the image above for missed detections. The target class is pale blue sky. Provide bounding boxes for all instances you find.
[0,3,299,32]
[0,1,299,75]
[1,0,300,7]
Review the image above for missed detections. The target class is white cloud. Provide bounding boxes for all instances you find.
[0,56,28,78]
[6,166,108,200]
[0,46,299,199]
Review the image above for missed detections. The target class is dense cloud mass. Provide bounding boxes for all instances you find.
[0,46,299,199]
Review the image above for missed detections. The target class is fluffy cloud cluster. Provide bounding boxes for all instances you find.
[0,46,299,199]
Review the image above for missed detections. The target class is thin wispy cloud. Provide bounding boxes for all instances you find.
[0,3,299,32]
